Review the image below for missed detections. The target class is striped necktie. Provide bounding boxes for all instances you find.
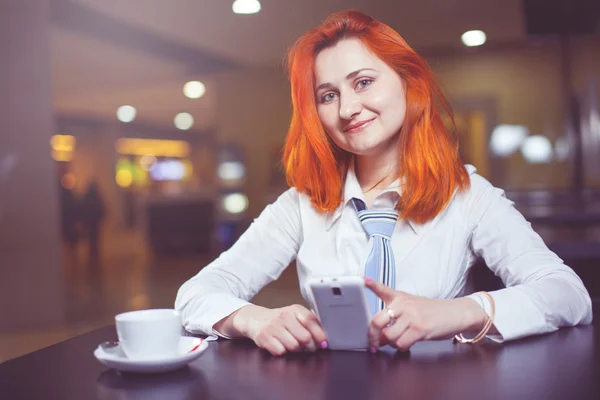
[352,199,399,315]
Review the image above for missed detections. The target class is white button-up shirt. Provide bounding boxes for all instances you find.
[175,165,592,342]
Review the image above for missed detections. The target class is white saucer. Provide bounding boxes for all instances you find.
[94,336,210,373]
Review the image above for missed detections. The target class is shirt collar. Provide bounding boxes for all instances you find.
[324,163,422,235]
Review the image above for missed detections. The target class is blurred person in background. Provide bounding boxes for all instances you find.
[59,181,80,256]
[81,180,106,263]
[176,10,592,356]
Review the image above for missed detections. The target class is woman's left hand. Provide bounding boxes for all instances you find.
[365,277,487,352]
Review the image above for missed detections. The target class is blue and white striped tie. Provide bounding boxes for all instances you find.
[352,199,399,316]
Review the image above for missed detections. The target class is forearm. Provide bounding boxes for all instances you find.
[176,190,301,335]
[488,275,591,342]
[175,265,256,336]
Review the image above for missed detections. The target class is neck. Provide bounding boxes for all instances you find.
[354,147,399,193]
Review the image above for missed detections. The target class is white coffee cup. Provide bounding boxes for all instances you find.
[115,309,182,360]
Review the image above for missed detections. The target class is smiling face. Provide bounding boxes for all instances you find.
[314,37,407,160]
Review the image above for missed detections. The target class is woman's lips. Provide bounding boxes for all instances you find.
[344,118,375,133]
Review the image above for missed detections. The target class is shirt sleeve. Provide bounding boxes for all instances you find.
[467,174,593,342]
[174,188,303,336]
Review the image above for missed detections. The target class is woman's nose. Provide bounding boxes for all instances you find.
[339,99,362,120]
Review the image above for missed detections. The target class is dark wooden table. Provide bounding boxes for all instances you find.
[2,309,599,400]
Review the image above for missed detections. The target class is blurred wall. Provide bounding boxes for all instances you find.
[431,44,567,190]
[213,67,291,218]
[0,0,64,330]
[430,38,600,191]
[572,38,600,189]
[572,38,600,103]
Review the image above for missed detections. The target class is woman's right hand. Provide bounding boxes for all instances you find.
[220,304,328,356]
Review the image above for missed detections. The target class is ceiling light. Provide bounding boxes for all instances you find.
[174,112,194,130]
[183,81,206,99]
[117,105,137,123]
[461,30,487,47]
[232,0,261,15]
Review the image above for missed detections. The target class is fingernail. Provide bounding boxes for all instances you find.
[364,276,373,282]
[320,340,328,349]
[369,346,377,353]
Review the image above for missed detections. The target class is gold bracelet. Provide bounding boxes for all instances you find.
[453,291,495,344]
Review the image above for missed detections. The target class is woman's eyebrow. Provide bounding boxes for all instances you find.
[315,68,378,92]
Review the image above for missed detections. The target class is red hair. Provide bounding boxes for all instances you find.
[283,10,470,223]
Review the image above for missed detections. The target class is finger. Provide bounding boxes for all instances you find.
[380,316,410,346]
[260,336,287,356]
[273,327,302,353]
[295,309,328,348]
[368,307,398,348]
[281,311,316,350]
[364,277,396,304]
[394,328,423,352]
[304,340,317,352]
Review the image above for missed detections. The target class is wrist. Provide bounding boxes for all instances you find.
[461,296,488,332]
[231,304,266,338]
[213,304,259,338]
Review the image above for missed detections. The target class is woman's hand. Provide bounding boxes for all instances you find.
[222,304,328,356]
[365,277,488,351]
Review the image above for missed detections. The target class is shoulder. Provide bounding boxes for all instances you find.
[274,187,311,204]
[453,164,511,226]
[267,187,314,214]
[465,165,494,193]
[457,164,504,200]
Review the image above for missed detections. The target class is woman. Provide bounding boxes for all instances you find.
[175,10,592,355]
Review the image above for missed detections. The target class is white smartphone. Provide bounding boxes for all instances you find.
[308,275,371,350]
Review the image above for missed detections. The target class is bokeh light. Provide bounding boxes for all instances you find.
[223,193,249,214]
[218,161,246,181]
[232,0,261,14]
[116,169,133,187]
[461,30,487,47]
[117,105,137,123]
[183,81,206,99]
[490,125,528,157]
[61,173,76,189]
[174,112,194,130]
[521,135,553,164]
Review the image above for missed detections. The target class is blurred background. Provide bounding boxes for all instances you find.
[1,0,599,361]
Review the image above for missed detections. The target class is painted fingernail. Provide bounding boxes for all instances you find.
[320,340,328,349]
[370,346,377,353]
[364,276,373,282]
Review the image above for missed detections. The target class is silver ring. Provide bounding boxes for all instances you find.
[386,308,396,326]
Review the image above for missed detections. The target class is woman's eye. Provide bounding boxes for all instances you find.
[356,79,373,89]
[321,92,337,103]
